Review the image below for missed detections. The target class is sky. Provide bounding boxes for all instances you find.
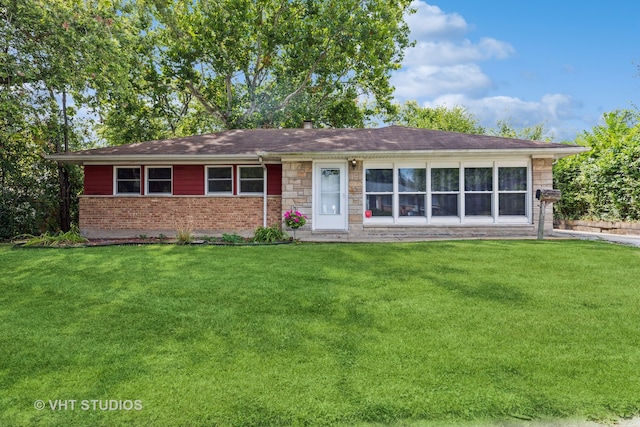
[391,1,640,141]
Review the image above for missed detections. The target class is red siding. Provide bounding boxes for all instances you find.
[84,163,279,196]
[84,165,113,195]
[267,164,282,195]
[174,165,205,195]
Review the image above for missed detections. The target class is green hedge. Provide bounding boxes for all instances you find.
[554,109,640,222]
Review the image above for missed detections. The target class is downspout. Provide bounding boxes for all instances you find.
[259,156,267,228]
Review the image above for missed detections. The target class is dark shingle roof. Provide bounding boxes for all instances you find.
[50,125,587,161]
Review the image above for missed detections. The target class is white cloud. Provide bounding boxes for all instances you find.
[422,93,583,139]
[395,1,515,100]
[392,1,584,140]
[392,64,492,99]
[403,38,515,67]
[405,1,468,39]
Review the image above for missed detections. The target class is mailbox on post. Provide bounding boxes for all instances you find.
[536,189,562,240]
[536,189,562,203]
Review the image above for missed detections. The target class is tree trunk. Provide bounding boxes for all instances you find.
[58,90,71,232]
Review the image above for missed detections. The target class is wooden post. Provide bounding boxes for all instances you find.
[536,189,561,240]
[537,200,547,240]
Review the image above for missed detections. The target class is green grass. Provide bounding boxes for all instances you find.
[1,240,640,426]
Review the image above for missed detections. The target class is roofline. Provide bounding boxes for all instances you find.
[45,154,263,165]
[271,147,589,160]
[46,146,588,164]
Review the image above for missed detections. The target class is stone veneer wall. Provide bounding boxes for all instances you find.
[280,161,313,228]
[555,219,640,235]
[79,196,281,238]
[347,160,364,232]
[531,158,554,234]
[281,157,556,239]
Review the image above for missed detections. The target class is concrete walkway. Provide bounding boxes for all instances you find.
[552,229,640,248]
[303,230,640,246]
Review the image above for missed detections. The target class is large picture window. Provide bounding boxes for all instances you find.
[115,167,141,195]
[207,166,233,194]
[146,167,172,195]
[238,166,264,194]
[364,162,529,225]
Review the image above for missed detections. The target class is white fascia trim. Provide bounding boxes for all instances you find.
[276,147,589,161]
[46,154,265,165]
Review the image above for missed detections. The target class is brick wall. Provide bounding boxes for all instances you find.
[79,196,281,238]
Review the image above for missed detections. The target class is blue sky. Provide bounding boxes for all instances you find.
[391,1,640,141]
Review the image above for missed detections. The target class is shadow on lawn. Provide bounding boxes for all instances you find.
[427,266,529,304]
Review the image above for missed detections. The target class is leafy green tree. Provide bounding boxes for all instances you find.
[554,109,640,221]
[1,0,136,234]
[125,0,414,130]
[391,101,485,134]
[488,119,553,141]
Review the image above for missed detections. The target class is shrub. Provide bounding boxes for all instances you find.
[253,225,288,243]
[554,109,640,221]
[15,224,88,247]
[175,228,194,245]
[222,233,246,244]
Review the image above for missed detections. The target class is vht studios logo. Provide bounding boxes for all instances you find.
[34,399,143,411]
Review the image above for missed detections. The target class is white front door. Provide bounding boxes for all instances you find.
[314,162,348,230]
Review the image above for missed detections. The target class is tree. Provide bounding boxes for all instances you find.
[488,119,554,141]
[1,0,137,234]
[120,0,414,130]
[391,101,485,134]
[554,109,640,221]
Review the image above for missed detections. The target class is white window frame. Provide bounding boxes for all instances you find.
[362,160,531,226]
[395,162,428,225]
[496,161,530,223]
[462,162,495,224]
[113,166,141,196]
[145,166,173,196]
[237,165,265,195]
[205,165,234,195]
[363,162,395,223]
[428,163,462,224]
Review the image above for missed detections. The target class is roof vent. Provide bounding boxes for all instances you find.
[302,120,313,129]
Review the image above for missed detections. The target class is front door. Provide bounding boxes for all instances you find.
[314,162,348,230]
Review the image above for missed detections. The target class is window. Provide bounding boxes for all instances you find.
[398,168,426,217]
[431,168,459,217]
[363,161,530,225]
[146,167,172,195]
[319,168,341,215]
[464,167,493,216]
[207,166,233,194]
[498,167,527,216]
[365,168,393,216]
[115,167,140,195]
[238,166,264,194]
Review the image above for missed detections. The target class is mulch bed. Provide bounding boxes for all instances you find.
[13,237,295,248]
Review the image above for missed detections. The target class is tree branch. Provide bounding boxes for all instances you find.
[277,49,327,111]
[185,80,227,126]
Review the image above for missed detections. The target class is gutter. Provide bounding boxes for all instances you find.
[44,154,267,165]
[271,146,589,160]
[46,145,588,165]
[259,155,267,228]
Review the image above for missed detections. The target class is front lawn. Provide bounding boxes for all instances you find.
[1,240,639,426]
